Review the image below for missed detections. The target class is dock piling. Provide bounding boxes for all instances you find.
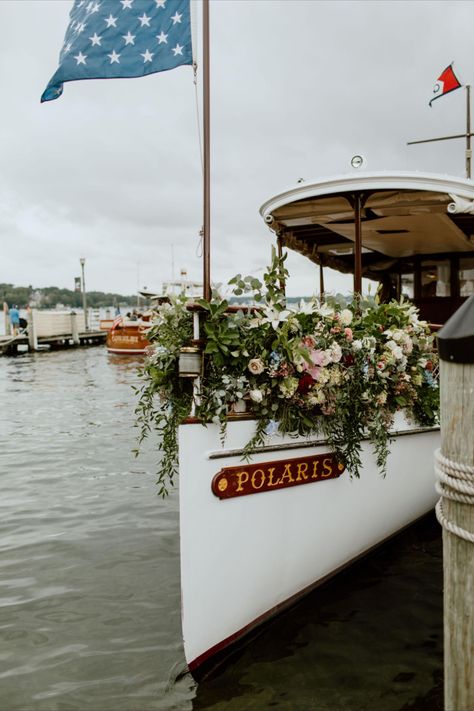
[28,308,38,351]
[71,312,80,345]
[437,295,474,711]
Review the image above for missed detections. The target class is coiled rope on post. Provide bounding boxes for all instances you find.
[434,448,474,543]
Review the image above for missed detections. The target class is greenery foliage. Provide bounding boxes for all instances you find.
[136,250,439,496]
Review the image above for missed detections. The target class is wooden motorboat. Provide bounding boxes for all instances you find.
[106,271,203,356]
[106,316,151,355]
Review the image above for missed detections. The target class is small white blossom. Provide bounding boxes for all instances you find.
[297,299,317,315]
[327,342,342,363]
[260,305,291,330]
[307,389,326,405]
[249,389,264,403]
[316,302,335,318]
[386,340,404,360]
[279,377,299,398]
[340,308,353,326]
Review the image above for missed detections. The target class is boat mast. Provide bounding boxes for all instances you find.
[407,84,473,180]
[466,84,471,179]
[202,0,211,301]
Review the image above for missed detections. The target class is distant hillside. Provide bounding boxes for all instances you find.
[0,283,136,309]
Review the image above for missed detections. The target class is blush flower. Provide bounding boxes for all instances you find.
[248,358,265,375]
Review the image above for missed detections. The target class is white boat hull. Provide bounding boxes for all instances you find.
[179,414,439,674]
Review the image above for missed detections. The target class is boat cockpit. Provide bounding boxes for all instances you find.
[260,171,474,325]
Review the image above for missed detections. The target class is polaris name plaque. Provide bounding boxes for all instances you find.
[211,453,345,499]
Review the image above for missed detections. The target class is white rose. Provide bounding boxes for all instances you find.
[249,389,264,403]
[328,342,342,363]
[340,308,353,326]
[387,341,404,360]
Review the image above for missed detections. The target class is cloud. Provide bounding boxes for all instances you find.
[0,0,472,296]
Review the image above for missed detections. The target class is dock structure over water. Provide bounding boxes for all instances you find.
[0,309,106,356]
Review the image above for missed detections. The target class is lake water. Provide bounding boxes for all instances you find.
[0,346,443,711]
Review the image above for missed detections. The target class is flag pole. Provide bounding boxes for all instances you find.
[408,77,473,180]
[202,0,211,301]
[466,84,471,179]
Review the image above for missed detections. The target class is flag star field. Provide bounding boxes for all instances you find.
[41,0,192,102]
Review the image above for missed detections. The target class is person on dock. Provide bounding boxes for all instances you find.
[8,305,20,336]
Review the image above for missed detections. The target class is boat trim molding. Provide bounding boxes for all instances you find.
[205,424,440,460]
[106,347,147,354]
[259,170,474,221]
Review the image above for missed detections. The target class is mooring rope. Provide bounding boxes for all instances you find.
[434,448,474,543]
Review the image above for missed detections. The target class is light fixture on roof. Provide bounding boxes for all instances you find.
[350,154,365,169]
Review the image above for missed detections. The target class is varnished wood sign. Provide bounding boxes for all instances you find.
[211,453,345,499]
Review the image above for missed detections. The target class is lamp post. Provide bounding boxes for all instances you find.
[79,257,88,330]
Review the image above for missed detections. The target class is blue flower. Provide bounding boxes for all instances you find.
[424,370,437,388]
[265,420,279,436]
[269,351,281,367]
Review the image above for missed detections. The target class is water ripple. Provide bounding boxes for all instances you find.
[0,348,188,711]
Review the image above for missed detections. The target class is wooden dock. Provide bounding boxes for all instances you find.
[0,331,106,356]
[1,309,106,356]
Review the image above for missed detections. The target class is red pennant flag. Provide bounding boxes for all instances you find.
[430,64,462,106]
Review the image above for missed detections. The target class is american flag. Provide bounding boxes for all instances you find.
[42,0,193,102]
[111,314,123,330]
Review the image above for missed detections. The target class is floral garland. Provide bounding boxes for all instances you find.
[135,253,439,496]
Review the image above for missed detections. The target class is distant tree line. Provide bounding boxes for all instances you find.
[0,283,137,309]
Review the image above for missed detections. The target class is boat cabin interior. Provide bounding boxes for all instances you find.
[260,173,474,326]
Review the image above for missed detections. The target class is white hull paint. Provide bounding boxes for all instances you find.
[179,414,439,672]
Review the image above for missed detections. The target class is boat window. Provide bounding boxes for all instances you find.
[420,260,451,297]
[459,257,474,297]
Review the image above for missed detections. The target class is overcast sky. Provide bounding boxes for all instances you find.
[1,0,473,298]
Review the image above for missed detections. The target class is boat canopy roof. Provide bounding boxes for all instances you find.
[259,171,474,279]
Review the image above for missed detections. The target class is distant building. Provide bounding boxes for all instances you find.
[29,290,43,307]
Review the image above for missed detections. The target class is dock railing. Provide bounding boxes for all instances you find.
[27,310,86,350]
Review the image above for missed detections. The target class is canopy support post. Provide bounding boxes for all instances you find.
[347,192,368,296]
